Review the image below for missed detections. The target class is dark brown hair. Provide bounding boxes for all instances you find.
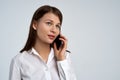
[20,5,63,53]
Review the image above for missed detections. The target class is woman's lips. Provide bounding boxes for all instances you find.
[48,35,55,40]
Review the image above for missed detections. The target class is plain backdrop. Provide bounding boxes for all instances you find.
[0,0,120,80]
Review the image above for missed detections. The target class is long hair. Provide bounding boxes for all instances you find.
[20,5,63,53]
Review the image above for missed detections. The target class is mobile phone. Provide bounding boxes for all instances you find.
[54,35,62,50]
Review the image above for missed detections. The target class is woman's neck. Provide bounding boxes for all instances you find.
[33,39,51,62]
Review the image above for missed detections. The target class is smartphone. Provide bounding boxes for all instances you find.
[54,35,62,50]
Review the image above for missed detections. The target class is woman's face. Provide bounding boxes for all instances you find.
[33,12,61,44]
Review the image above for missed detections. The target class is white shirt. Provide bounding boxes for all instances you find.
[9,48,76,80]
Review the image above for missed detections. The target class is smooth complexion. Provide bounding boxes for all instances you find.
[33,12,67,62]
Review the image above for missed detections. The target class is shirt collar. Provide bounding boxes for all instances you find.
[29,47,55,64]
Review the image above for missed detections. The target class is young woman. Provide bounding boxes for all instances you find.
[9,5,76,80]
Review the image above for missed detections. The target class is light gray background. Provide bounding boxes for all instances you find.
[0,0,120,80]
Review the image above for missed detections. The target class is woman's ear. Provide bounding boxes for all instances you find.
[32,21,37,30]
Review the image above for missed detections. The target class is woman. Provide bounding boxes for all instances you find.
[9,5,76,80]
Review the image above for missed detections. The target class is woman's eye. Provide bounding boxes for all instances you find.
[46,22,52,26]
[56,25,61,30]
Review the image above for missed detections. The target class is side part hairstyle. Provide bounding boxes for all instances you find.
[20,5,63,53]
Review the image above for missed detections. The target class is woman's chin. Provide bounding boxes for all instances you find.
[47,40,54,44]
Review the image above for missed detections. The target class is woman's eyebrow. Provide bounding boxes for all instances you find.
[45,19,53,22]
[45,19,60,25]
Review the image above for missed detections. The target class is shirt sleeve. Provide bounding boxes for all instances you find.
[9,57,21,80]
[57,53,77,80]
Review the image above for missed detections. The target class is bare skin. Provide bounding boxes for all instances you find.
[33,12,67,63]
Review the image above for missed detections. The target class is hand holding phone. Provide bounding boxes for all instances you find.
[53,34,68,61]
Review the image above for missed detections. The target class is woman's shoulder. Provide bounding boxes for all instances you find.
[11,50,31,65]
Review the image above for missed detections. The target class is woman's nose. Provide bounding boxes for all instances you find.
[50,26,57,33]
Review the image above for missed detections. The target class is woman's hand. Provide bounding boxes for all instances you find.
[53,34,68,61]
